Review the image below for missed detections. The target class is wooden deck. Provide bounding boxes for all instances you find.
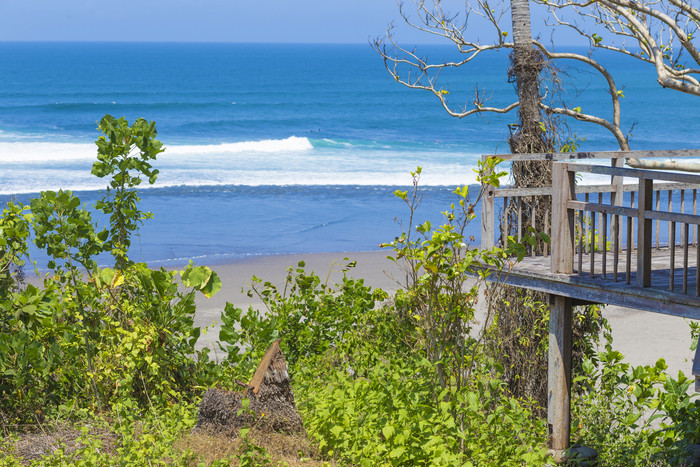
[478,150,700,459]
[489,246,700,319]
[480,153,700,320]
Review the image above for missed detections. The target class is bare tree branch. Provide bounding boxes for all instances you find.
[539,0,700,96]
[377,0,700,171]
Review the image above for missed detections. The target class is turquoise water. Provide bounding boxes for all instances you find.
[0,42,697,266]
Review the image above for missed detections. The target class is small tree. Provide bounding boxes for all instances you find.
[92,114,164,269]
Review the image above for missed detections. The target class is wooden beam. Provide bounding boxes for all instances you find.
[485,149,700,162]
[491,182,700,198]
[551,162,575,274]
[572,163,700,185]
[481,186,495,250]
[647,210,700,226]
[567,201,637,218]
[637,179,653,288]
[548,295,573,453]
[479,261,700,319]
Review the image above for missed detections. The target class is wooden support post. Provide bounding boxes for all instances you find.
[481,186,495,250]
[548,294,573,456]
[693,336,700,393]
[552,162,575,274]
[637,178,653,288]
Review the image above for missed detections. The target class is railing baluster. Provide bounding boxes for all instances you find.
[602,213,608,279]
[613,214,619,282]
[637,178,653,288]
[630,191,636,248]
[696,224,700,296]
[584,193,590,254]
[578,210,583,275]
[655,190,661,249]
[626,216,632,285]
[684,222,689,294]
[590,208,596,278]
[668,189,673,248]
[517,196,522,242]
[671,221,676,292]
[531,198,536,258]
[694,189,698,246]
[502,196,508,247]
[544,207,550,257]
[598,192,604,253]
[682,190,686,266]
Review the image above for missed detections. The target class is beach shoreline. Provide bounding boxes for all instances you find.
[23,247,697,378]
[187,249,697,379]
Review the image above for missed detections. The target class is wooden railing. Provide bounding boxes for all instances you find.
[554,162,700,294]
[480,150,700,295]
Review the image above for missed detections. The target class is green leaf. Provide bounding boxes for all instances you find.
[382,425,395,439]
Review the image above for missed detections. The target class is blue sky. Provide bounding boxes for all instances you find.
[0,0,577,44]
[0,0,445,43]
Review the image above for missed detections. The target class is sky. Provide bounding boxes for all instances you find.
[0,0,579,45]
[0,0,451,43]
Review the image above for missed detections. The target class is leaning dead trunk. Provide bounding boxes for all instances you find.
[196,339,305,435]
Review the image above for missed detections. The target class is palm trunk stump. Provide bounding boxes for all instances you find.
[196,339,305,435]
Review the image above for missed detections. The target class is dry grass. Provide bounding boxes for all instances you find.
[1,422,334,466]
[175,429,334,466]
[0,422,117,465]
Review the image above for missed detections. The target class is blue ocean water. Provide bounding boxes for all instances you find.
[0,42,698,267]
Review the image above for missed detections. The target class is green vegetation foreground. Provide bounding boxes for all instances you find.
[1,116,699,465]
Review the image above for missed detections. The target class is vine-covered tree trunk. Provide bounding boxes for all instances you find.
[489,0,554,410]
[508,0,552,240]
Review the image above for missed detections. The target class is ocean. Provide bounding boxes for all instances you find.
[0,42,698,268]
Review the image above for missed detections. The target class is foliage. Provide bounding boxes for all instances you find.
[0,402,200,466]
[0,115,222,424]
[298,354,547,466]
[92,114,164,268]
[218,260,388,381]
[0,201,32,298]
[572,337,700,466]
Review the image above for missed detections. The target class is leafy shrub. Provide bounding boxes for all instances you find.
[218,260,389,381]
[298,355,547,466]
[0,116,222,422]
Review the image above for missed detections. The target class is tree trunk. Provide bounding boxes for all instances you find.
[487,0,554,412]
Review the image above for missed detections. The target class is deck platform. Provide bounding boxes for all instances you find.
[479,150,700,461]
[491,246,700,319]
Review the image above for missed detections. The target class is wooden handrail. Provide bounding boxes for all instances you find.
[570,163,700,184]
[487,149,700,162]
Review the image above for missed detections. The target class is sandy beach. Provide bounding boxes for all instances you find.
[192,249,698,379]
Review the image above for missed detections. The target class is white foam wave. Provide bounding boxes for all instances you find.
[0,137,485,194]
[0,142,96,163]
[0,167,481,195]
[166,136,312,155]
[0,136,313,164]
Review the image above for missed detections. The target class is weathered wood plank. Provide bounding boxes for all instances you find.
[480,245,700,319]
[552,162,575,274]
[548,295,573,452]
[573,163,700,185]
[647,209,700,226]
[486,149,700,162]
[638,179,653,288]
[567,201,637,218]
[492,182,700,198]
[481,186,495,250]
